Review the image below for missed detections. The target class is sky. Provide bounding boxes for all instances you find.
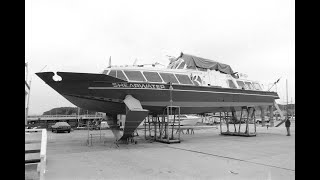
[25,0,295,115]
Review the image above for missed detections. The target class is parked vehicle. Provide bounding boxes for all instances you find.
[255,117,270,124]
[51,122,71,133]
[100,121,109,129]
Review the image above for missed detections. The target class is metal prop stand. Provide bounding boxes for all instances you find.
[86,120,105,146]
[144,115,157,141]
[220,107,257,137]
[154,106,181,144]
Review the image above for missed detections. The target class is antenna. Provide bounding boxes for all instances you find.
[268,77,281,91]
[107,56,112,68]
[133,58,138,66]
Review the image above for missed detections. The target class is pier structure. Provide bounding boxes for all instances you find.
[26,114,104,129]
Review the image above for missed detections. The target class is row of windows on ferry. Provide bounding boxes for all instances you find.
[105,70,262,90]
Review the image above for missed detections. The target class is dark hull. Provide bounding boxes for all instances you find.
[37,72,279,115]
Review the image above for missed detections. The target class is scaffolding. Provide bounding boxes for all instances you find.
[144,106,181,144]
[144,115,157,141]
[220,106,257,137]
[86,120,106,146]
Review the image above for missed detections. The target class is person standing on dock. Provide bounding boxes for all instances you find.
[285,118,291,136]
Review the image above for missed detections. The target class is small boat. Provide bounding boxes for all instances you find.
[169,115,201,126]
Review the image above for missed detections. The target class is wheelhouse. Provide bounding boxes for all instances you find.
[103,66,263,91]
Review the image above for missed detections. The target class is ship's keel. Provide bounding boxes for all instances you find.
[106,95,149,142]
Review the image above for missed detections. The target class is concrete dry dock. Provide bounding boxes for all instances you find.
[28,123,294,180]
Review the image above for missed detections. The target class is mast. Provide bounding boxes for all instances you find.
[108,56,112,68]
[286,79,288,119]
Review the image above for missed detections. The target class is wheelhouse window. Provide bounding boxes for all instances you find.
[175,74,193,85]
[191,75,202,86]
[143,71,163,82]
[108,70,128,81]
[236,81,245,89]
[244,82,254,90]
[123,71,146,82]
[159,73,179,84]
[227,80,237,88]
[108,70,116,77]
[116,71,127,81]
[196,76,202,82]
[102,70,109,74]
[253,83,262,90]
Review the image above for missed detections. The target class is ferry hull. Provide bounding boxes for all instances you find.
[37,72,279,115]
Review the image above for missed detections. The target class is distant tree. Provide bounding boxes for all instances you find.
[43,107,99,115]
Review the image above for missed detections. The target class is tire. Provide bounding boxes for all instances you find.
[68,130,70,133]
[52,129,54,132]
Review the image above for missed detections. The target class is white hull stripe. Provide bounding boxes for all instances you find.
[88,87,278,98]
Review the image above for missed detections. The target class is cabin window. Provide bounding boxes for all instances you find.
[143,71,163,82]
[123,71,146,82]
[236,81,245,89]
[159,73,179,84]
[191,75,202,86]
[253,83,262,90]
[102,70,109,74]
[227,80,237,88]
[108,70,116,77]
[196,76,202,84]
[244,82,254,90]
[116,71,127,81]
[175,74,193,85]
[108,70,127,81]
[177,61,186,69]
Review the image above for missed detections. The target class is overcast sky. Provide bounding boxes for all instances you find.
[25,0,295,115]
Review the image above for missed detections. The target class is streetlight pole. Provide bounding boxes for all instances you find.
[286,79,288,119]
[26,78,32,125]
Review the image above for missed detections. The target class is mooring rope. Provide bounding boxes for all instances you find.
[166,146,295,172]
